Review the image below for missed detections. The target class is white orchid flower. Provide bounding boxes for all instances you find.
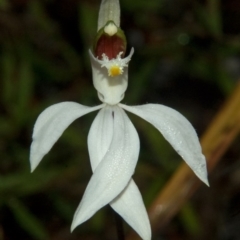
[30,0,209,239]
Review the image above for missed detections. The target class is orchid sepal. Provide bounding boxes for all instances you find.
[98,0,120,31]
[30,102,104,172]
[120,103,209,186]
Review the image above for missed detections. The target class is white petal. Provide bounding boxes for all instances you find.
[71,105,140,231]
[30,102,104,172]
[98,0,120,31]
[120,103,209,186]
[87,106,151,240]
[87,105,114,170]
[111,180,151,240]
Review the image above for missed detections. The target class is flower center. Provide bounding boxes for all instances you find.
[109,65,122,76]
[100,51,129,77]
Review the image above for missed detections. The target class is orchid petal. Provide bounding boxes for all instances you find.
[30,102,104,172]
[71,105,140,231]
[87,106,151,240]
[87,104,114,170]
[120,103,209,186]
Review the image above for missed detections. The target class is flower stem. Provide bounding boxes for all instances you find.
[113,211,125,240]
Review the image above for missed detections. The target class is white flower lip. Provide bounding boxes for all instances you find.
[89,48,134,105]
[100,51,128,76]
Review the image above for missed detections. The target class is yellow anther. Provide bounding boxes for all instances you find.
[109,65,122,77]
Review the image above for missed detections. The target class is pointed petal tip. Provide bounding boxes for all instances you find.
[196,171,210,187]
[70,213,81,232]
[30,166,35,173]
[30,140,44,172]
[29,151,42,173]
[70,206,94,233]
[138,228,151,240]
[203,178,210,187]
[70,223,76,233]
[30,162,37,173]
[194,160,210,187]
[70,213,88,233]
[29,158,36,173]
[143,233,151,240]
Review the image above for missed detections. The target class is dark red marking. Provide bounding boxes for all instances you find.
[94,34,126,60]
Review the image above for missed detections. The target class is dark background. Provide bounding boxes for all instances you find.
[1,0,240,239]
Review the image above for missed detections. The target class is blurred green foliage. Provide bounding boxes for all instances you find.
[1,0,240,239]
